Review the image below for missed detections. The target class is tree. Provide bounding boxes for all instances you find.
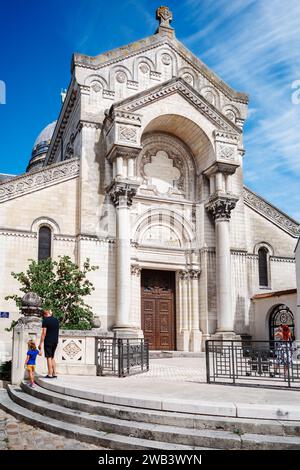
[6,256,99,330]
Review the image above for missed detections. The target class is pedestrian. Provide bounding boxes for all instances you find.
[274,324,293,377]
[38,309,60,378]
[25,340,42,387]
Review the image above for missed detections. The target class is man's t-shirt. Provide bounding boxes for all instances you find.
[42,316,59,344]
[27,349,39,365]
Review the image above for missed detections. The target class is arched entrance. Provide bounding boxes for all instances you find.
[269,304,295,340]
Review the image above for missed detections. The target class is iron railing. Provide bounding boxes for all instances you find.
[206,340,300,389]
[96,337,149,377]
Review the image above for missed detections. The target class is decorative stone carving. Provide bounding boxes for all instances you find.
[143,150,180,194]
[131,264,141,276]
[179,270,189,280]
[225,110,236,122]
[141,224,181,247]
[139,63,150,74]
[118,80,239,133]
[243,187,300,237]
[118,126,137,143]
[161,53,172,65]
[62,339,82,359]
[189,269,200,279]
[205,91,215,105]
[91,82,102,93]
[182,73,193,85]
[116,71,127,83]
[206,195,239,221]
[156,6,173,28]
[108,181,139,207]
[17,292,42,325]
[219,145,235,160]
[0,159,80,203]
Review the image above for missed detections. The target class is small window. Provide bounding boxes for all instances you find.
[258,247,268,287]
[38,226,51,261]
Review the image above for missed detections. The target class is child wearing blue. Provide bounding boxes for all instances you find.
[25,340,42,387]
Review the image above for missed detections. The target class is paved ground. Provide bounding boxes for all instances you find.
[38,357,300,420]
[0,409,107,450]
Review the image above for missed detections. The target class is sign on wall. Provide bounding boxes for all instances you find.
[0,312,9,318]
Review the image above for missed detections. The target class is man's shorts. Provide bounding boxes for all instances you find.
[44,342,58,358]
[26,365,35,371]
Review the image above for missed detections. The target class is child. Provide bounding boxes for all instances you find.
[25,340,42,387]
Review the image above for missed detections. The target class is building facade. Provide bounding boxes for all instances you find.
[0,7,299,360]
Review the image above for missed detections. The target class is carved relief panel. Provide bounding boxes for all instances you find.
[138,133,196,200]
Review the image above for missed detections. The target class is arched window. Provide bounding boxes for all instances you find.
[258,247,269,287]
[38,226,52,261]
[269,304,295,341]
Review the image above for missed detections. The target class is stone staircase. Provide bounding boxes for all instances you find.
[1,381,300,450]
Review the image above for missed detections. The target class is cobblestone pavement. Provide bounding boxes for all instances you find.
[0,409,107,450]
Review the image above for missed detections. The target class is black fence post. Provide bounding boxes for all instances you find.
[205,340,210,383]
[231,341,236,385]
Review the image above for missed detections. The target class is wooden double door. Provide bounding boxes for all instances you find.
[141,270,176,350]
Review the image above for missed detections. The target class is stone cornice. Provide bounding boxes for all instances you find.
[243,187,300,238]
[46,83,79,165]
[0,159,80,203]
[116,78,241,134]
[270,256,295,263]
[0,229,36,238]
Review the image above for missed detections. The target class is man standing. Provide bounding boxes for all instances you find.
[39,309,59,378]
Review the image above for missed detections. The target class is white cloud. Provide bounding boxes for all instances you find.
[182,0,300,220]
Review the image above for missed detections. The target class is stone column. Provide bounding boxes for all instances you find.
[108,180,139,336]
[189,269,202,351]
[206,194,239,339]
[178,270,189,351]
[130,264,142,328]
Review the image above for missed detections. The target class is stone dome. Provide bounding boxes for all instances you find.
[26,121,57,173]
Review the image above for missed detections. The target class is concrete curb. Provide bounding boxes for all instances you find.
[36,377,300,422]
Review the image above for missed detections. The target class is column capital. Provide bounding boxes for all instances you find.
[206,194,239,221]
[108,179,140,207]
[179,270,189,280]
[189,269,201,279]
[131,264,142,276]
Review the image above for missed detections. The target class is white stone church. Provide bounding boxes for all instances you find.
[0,7,299,360]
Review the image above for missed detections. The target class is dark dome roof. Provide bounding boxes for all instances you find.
[26,121,57,173]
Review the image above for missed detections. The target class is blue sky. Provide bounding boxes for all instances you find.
[0,0,300,219]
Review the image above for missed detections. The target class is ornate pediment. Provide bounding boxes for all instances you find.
[243,186,300,238]
[113,77,242,134]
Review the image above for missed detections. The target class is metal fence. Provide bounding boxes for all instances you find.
[205,340,300,389]
[96,337,149,377]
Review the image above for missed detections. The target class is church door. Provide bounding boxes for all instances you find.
[141,270,176,350]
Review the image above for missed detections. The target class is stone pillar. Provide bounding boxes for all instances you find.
[189,269,202,352]
[108,180,140,337]
[11,293,47,385]
[206,194,239,339]
[130,264,142,328]
[178,270,189,351]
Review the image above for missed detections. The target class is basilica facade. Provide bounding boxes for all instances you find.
[0,7,299,360]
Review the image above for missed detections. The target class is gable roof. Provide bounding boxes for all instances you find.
[73,32,248,105]
[244,186,300,238]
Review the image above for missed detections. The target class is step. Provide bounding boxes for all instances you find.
[0,390,209,451]
[8,385,238,449]
[7,385,300,449]
[21,381,300,437]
